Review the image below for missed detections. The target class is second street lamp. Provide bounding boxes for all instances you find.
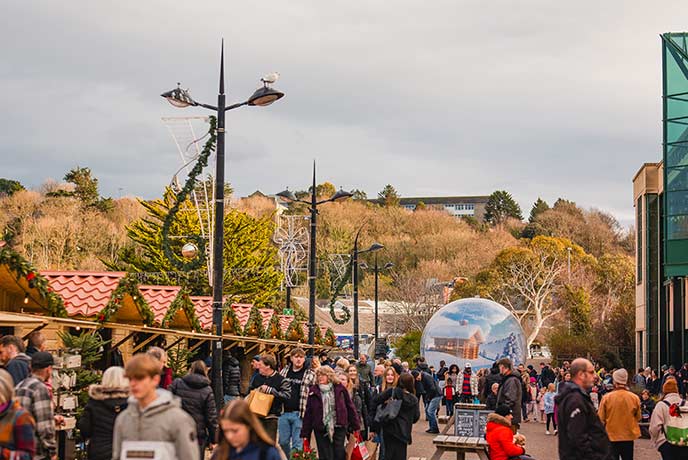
[161,41,284,411]
[276,163,353,349]
[352,239,383,357]
[360,255,393,355]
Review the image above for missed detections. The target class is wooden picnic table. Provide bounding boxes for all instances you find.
[430,435,489,460]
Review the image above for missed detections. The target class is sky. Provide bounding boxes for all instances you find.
[1,1,684,225]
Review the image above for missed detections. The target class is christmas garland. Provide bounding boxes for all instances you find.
[98,275,155,325]
[326,256,353,325]
[161,290,202,333]
[285,318,306,342]
[0,247,68,317]
[313,323,323,345]
[323,327,337,347]
[161,116,216,271]
[262,312,283,340]
[243,305,265,337]
[222,302,243,335]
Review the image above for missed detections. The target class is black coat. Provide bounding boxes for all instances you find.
[77,385,128,460]
[223,356,241,397]
[555,382,612,460]
[169,373,218,443]
[377,387,420,445]
[483,365,502,399]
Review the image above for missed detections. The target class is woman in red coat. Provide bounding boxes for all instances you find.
[486,405,529,460]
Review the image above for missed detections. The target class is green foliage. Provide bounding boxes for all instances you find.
[64,167,100,205]
[314,182,337,199]
[528,198,550,223]
[285,318,305,342]
[597,351,623,371]
[377,184,400,207]
[351,189,368,201]
[546,330,593,363]
[109,191,282,305]
[244,306,265,337]
[392,330,422,362]
[0,179,24,197]
[263,313,283,340]
[484,190,522,225]
[99,275,154,325]
[224,304,242,335]
[324,328,337,347]
[161,291,201,332]
[167,343,197,378]
[313,324,323,345]
[414,201,426,211]
[565,286,592,336]
[58,331,109,410]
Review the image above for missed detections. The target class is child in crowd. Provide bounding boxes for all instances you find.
[526,377,539,422]
[444,377,455,416]
[543,383,557,435]
[537,386,546,423]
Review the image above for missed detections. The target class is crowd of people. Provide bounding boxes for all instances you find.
[0,330,687,460]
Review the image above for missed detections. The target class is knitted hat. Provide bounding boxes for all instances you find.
[612,368,628,385]
[495,404,512,417]
[31,352,54,370]
[663,378,679,395]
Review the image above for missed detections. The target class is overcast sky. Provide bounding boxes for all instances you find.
[2,1,684,225]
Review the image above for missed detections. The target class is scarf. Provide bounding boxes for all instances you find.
[319,383,335,441]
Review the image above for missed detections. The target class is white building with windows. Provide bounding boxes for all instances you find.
[395,196,489,220]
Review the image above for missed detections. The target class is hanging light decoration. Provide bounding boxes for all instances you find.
[181,243,199,259]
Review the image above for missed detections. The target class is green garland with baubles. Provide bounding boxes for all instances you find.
[97,275,155,325]
[161,290,202,333]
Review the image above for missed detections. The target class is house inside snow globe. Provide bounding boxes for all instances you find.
[420,297,527,370]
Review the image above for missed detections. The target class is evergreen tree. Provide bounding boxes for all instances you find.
[351,189,368,201]
[377,184,400,207]
[414,201,427,211]
[528,198,550,223]
[0,179,24,197]
[64,167,100,205]
[107,188,282,305]
[483,190,522,225]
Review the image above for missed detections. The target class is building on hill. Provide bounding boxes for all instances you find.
[633,32,688,372]
[370,196,489,220]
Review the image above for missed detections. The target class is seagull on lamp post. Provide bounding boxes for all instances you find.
[261,72,280,86]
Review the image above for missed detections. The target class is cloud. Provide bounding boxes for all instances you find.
[1,0,682,225]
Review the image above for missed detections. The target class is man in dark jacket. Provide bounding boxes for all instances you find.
[169,360,218,458]
[222,352,241,401]
[496,358,522,431]
[483,362,502,400]
[556,358,612,460]
[250,353,291,443]
[538,362,556,388]
[413,369,441,434]
[0,336,31,385]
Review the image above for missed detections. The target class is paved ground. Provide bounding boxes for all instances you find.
[407,418,659,459]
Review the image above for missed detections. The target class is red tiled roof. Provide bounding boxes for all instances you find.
[259,308,274,330]
[279,315,294,334]
[42,271,125,317]
[191,296,213,330]
[233,304,252,329]
[138,285,181,324]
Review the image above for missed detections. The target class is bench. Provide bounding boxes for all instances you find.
[430,435,489,460]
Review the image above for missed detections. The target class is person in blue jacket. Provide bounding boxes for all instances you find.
[211,399,281,460]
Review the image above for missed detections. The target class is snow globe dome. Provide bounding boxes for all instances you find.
[421,297,526,371]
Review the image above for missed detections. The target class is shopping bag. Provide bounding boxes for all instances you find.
[350,432,369,460]
[364,440,378,460]
[374,397,402,423]
[246,389,274,417]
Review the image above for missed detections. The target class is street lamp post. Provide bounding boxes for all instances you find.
[277,165,352,349]
[352,238,383,358]
[360,255,393,346]
[161,42,284,410]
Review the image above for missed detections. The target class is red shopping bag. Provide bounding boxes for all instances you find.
[350,432,369,460]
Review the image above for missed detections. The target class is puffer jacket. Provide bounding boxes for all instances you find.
[5,353,31,385]
[483,365,502,399]
[485,413,525,460]
[112,389,199,460]
[169,374,217,444]
[555,382,612,460]
[77,385,128,460]
[222,356,241,397]
[496,372,522,424]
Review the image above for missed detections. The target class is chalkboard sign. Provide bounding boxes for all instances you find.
[455,410,476,437]
[454,403,490,437]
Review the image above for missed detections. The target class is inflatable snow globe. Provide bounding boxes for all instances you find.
[420,297,527,370]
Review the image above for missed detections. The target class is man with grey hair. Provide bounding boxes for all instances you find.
[556,358,612,460]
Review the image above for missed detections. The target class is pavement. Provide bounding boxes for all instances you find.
[407,417,658,460]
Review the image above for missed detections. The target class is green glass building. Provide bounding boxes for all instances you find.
[634,33,688,370]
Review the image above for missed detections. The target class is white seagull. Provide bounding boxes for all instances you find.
[261,72,280,85]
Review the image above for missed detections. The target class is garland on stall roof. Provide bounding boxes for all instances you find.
[262,312,283,340]
[323,327,337,347]
[98,275,155,325]
[326,256,352,325]
[160,116,217,271]
[161,290,202,333]
[0,247,68,318]
[222,302,243,336]
[313,323,323,345]
[243,305,265,337]
[285,318,306,342]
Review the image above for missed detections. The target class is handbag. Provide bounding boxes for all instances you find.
[374,396,402,424]
[246,389,274,417]
[350,432,369,460]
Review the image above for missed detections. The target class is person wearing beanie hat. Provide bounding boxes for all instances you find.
[16,351,62,460]
[485,404,527,460]
[598,368,641,459]
[649,377,688,458]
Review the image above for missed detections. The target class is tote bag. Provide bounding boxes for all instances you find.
[246,389,274,417]
[374,397,402,424]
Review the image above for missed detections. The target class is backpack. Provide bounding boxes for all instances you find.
[661,399,688,446]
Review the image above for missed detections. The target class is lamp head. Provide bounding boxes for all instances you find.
[248,86,285,107]
[366,243,384,253]
[359,262,369,270]
[384,262,395,269]
[331,189,354,202]
[276,189,297,202]
[161,83,197,108]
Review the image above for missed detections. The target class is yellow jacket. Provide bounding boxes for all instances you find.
[598,388,641,441]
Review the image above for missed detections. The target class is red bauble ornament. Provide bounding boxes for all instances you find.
[26,272,35,281]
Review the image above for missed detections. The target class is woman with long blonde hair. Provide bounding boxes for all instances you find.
[211,399,281,460]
